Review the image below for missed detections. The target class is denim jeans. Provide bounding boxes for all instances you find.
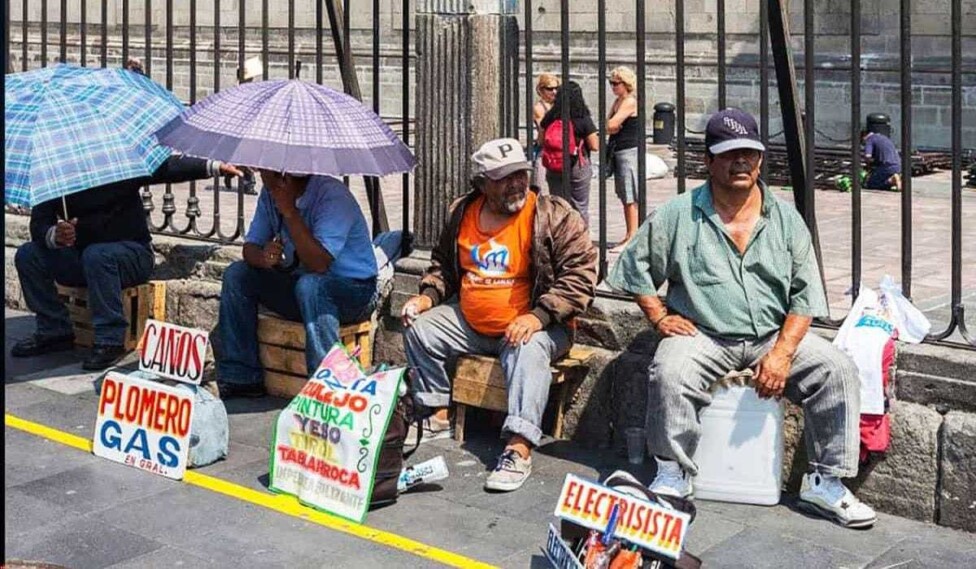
[646,331,860,478]
[216,260,378,385]
[403,303,571,447]
[14,240,155,346]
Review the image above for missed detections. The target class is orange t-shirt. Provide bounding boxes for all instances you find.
[457,192,537,337]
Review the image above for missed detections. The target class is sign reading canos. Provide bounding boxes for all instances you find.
[554,474,691,560]
[138,319,209,385]
[269,345,404,523]
[93,372,194,480]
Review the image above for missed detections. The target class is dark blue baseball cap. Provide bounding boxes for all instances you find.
[705,108,765,155]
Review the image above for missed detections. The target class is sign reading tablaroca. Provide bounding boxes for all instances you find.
[93,372,194,480]
[269,345,404,523]
[138,319,209,385]
[554,473,691,560]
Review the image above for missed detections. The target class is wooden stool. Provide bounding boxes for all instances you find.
[257,312,373,398]
[451,346,593,443]
[55,281,167,351]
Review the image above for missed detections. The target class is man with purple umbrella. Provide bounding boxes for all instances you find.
[152,74,416,398]
[214,171,378,399]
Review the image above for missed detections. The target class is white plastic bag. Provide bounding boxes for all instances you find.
[878,275,931,344]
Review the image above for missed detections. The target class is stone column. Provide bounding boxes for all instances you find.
[413,0,519,248]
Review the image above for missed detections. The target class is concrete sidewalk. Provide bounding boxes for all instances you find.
[5,309,975,568]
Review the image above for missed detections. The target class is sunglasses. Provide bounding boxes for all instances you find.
[609,80,623,86]
[541,86,558,92]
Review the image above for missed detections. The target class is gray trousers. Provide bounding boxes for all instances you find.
[546,161,593,227]
[647,331,860,478]
[404,303,571,447]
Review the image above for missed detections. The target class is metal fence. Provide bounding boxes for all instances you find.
[5,1,973,349]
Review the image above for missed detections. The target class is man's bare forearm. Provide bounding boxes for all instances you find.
[773,314,812,358]
[635,294,668,325]
[243,243,269,269]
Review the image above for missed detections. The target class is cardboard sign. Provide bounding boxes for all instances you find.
[138,319,209,385]
[269,345,404,522]
[544,523,584,569]
[93,372,194,480]
[554,474,691,560]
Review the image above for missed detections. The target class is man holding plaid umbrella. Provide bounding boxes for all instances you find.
[12,156,241,370]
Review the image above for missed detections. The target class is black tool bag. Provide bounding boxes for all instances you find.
[368,367,422,508]
[559,471,702,569]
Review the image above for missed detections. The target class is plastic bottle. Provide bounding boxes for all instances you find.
[397,455,449,492]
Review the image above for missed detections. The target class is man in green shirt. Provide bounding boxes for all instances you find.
[608,109,876,529]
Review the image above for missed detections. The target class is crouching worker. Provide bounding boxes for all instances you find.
[401,138,597,492]
[216,172,378,399]
[607,109,877,528]
[12,155,240,370]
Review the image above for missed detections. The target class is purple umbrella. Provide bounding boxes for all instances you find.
[153,79,416,177]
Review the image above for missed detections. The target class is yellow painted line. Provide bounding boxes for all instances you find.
[5,413,497,569]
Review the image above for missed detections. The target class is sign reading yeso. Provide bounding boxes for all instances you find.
[139,319,209,385]
[93,372,194,480]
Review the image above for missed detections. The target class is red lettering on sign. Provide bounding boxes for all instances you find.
[100,377,118,415]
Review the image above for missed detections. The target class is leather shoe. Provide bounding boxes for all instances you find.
[82,345,127,371]
[217,381,267,399]
[11,334,75,357]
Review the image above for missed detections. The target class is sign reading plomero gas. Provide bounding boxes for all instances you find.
[94,372,194,480]
[139,319,209,385]
[554,474,691,560]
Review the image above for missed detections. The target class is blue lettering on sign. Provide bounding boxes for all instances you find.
[124,428,151,460]
[157,436,181,467]
[100,419,123,450]
[855,315,895,335]
[544,523,583,569]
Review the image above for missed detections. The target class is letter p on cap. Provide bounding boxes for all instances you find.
[498,143,513,158]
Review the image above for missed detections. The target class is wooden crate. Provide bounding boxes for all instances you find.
[258,312,372,398]
[55,280,167,351]
[452,345,594,442]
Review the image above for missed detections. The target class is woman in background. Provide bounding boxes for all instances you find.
[532,73,561,191]
[539,81,599,226]
[607,66,640,252]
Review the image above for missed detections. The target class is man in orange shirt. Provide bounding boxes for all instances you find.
[402,138,597,492]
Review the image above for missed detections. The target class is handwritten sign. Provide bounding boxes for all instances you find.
[93,372,194,480]
[269,345,404,522]
[554,474,691,560]
[138,320,209,385]
[544,523,584,569]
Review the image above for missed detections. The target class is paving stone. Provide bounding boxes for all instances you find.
[105,546,227,569]
[16,462,178,515]
[699,526,874,568]
[3,488,78,536]
[4,516,164,569]
[4,427,101,488]
[864,526,976,568]
[940,412,976,532]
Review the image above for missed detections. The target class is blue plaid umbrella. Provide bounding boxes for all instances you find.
[4,64,184,208]
[153,79,416,177]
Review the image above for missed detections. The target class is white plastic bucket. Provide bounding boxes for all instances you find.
[691,385,785,506]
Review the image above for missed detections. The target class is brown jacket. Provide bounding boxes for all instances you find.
[419,188,598,328]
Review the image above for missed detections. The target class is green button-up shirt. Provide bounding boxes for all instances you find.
[606,181,827,339]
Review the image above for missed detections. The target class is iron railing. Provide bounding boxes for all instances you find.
[6,1,973,348]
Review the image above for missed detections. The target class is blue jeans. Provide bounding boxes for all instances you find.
[14,241,155,346]
[864,166,899,190]
[404,303,571,447]
[216,261,378,385]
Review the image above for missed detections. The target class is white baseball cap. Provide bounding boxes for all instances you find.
[471,138,533,181]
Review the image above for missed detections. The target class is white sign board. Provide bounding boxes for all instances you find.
[93,372,194,480]
[544,523,584,569]
[138,319,209,385]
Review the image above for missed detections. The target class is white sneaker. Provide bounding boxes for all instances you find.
[648,457,693,499]
[798,472,877,529]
